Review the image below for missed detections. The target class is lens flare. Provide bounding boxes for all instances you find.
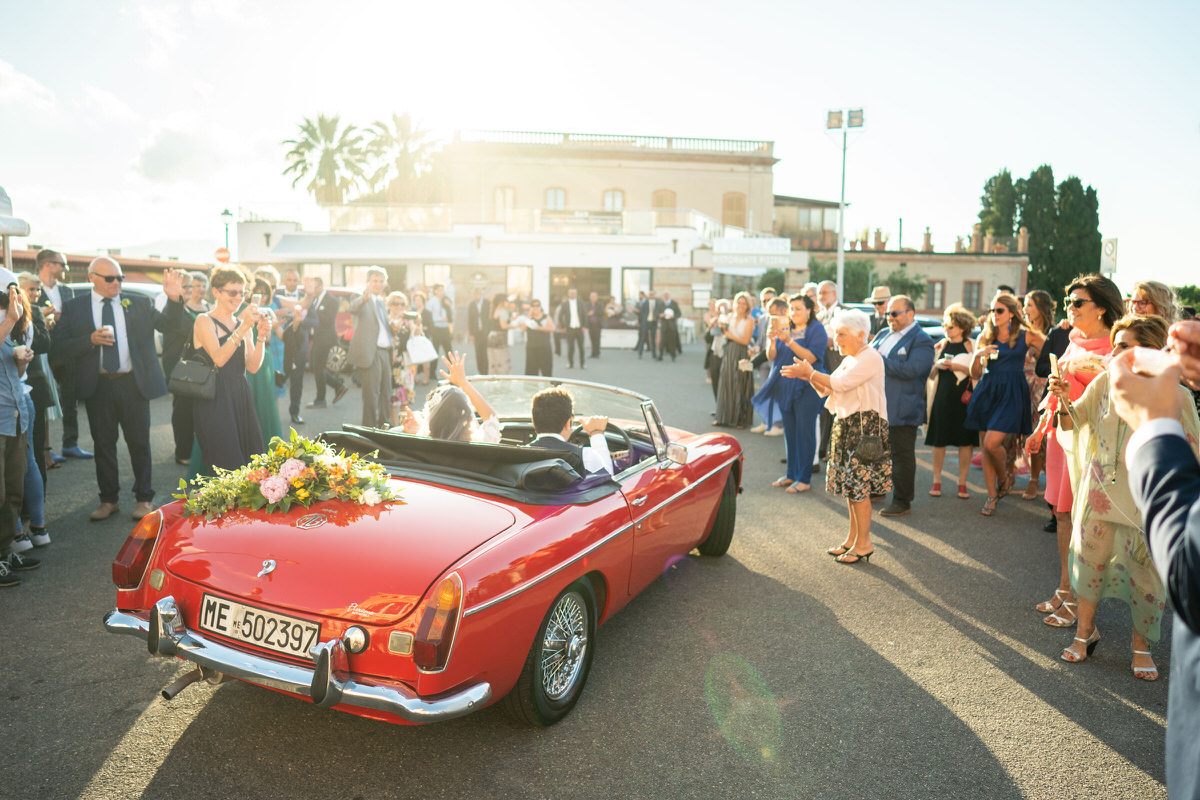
[705,653,782,763]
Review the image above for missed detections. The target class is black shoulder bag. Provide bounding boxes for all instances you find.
[168,339,217,400]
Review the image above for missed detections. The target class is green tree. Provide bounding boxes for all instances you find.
[1052,177,1102,288]
[808,258,878,304]
[884,266,927,304]
[1174,285,1200,308]
[364,112,438,202]
[282,114,368,205]
[757,268,786,294]
[979,169,1017,237]
[1016,164,1057,291]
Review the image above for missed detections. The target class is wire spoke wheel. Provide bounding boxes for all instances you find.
[540,591,588,700]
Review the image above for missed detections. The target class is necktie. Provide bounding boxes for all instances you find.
[374,298,392,346]
[101,298,120,373]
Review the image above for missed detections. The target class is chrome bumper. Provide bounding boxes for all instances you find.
[104,596,491,724]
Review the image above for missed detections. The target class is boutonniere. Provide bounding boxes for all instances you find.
[120,298,131,309]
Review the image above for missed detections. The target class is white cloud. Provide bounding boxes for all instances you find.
[129,1,183,67]
[0,59,56,110]
[134,128,216,183]
[79,85,138,121]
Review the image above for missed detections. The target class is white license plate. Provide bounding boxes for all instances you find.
[199,594,321,658]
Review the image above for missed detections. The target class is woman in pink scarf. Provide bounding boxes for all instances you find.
[1037,274,1127,627]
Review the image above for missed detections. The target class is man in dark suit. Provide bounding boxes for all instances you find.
[303,275,347,409]
[866,286,891,336]
[1110,335,1200,800]
[275,272,308,424]
[347,267,393,428]
[658,290,682,361]
[648,291,664,360]
[634,291,650,359]
[35,249,91,460]
[586,291,603,359]
[527,387,612,476]
[870,294,935,517]
[556,288,587,369]
[467,288,490,374]
[50,259,183,521]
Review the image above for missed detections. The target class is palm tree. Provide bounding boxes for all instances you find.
[282,114,368,205]
[365,113,437,202]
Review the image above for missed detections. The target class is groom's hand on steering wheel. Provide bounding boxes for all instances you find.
[580,416,609,436]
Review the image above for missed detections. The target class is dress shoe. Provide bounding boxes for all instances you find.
[49,450,66,465]
[333,385,349,404]
[307,400,327,409]
[175,457,190,465]
[132,502,154,520]
[62,445,94,459]
[89,502,120,521]
[290,414,305,425]
[880,503,911,517]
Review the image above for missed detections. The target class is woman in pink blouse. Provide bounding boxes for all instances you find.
[1037,274,1126,627]
[783,309,890,564]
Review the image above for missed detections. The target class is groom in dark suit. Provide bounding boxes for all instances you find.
[50,258,183,521]
[1111,332,1200,799]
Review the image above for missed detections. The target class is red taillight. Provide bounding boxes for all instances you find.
[413,573,462,672]
[112,511,163,589]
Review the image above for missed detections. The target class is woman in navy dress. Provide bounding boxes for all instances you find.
[965,293,1045,516]
[755,294,827,492]
[192,267,269,474]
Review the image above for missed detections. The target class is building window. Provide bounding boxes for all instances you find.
[722,192,747,228]
[493,186,515,223]
[622,267,651,302]
[545,187,566,210]
[424,264,451,289]
[506,266,532,299]
[926,280,946,312]
[651,189,676,209]
[603,189,624,212]
[963,280,983,311]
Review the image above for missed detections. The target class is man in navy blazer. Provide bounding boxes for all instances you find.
[35,249,92,460]
[1111,332,1200,799]
[50,259,183,521]
[869,294,935,516]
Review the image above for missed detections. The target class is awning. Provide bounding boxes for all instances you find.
[268,232,474,263]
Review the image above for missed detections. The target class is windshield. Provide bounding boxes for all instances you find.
[469,376,651,426]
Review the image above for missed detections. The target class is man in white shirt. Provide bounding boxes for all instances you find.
[35,249,91,460]
[348,267,393,428]
[527,387,613,476]
[556,288,587,369]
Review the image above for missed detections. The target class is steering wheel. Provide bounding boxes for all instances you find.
[569,421,633,473]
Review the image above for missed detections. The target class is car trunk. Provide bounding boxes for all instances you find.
[161,482,516,625]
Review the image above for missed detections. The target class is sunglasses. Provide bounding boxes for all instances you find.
[885,310,906,318]
[47,261,67,268]
[1063,297,1092,309]
[873,301,887,306]
[218,288,246,299]
[95,274,124,283]
[990,307,1008,315]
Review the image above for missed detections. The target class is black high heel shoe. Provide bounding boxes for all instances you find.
[835,550,873,565]
[826,544,852,557]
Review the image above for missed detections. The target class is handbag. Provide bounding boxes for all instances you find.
[850,412,887,465]
[961,387,973,405]
[169,344,217,400]
[405,334,438,365]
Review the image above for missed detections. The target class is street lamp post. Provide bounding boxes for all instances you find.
[825,109,863,303]
[221,208,233,250]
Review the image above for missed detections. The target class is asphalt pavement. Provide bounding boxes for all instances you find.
[0,342,1169,799]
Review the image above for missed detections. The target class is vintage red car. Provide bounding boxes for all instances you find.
[104,377,742,726]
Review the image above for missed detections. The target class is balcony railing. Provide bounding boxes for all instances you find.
[454,129,773,156]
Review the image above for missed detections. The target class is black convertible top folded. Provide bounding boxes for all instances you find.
[319,425,622,506]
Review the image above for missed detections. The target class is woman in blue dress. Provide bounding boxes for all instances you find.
[754,294,828,493]
[965,292,1045,516]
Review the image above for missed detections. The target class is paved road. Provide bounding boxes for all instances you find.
[0,344,1169,799]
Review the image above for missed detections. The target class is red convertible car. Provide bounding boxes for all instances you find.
[104,377,743,726]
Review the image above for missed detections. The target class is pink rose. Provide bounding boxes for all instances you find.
[278,458,306,480]
[1088,488,1112,516]
[260,475,289,504]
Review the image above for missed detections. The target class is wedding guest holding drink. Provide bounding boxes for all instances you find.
[924,304,978,500]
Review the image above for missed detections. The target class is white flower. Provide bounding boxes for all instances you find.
[359,487,382,506]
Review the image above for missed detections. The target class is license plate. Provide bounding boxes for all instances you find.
[199,594,321,659]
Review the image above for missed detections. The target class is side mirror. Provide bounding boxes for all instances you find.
[665,442,687,466]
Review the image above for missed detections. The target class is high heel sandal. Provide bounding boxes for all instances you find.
[981,496,999,516]
[1060,628,1100,663]
[1131,650,1159,681]
[826,544,852,557]
[1022,483,1040,500]
[835,549,873,565]
[1043,600,1077,628]
[1035,588,1070,614]
[928,482,942,497]
[997,474,1015,499]
[957,484,969,499]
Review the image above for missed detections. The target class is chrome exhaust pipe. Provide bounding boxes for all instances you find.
[161,667,204,700]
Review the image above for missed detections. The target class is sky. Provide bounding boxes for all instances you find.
[2,0,1198,290]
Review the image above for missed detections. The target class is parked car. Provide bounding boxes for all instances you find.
[104,376,744,727]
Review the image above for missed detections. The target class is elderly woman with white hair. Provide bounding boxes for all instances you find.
[783,308,890,564]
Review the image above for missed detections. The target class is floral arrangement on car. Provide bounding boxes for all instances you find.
[176,429,397,520]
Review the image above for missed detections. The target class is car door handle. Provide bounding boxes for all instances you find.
[631,496,647,507]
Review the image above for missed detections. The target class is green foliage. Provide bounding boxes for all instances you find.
[1175,285,1200,309]
[363,112,439,202]
[1016,165,1057,290]
[757,268,786,294]
[1000,165,1102,295]
[282,114,369,205]
[1053,177,1102,290]
[808,258,877,304]
[979,169,1016,237]
[884,267,926,304]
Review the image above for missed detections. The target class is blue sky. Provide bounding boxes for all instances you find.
[2,0,1197,289]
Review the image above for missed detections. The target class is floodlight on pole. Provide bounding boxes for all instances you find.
[825,109,864,303]
[220,208,233,250]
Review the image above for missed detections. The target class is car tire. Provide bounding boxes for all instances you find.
[326,343,348,374]
[502,579,596,727]
[698,470,737,557]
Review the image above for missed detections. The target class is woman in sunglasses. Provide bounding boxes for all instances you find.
[965,293,1046,516]
[1036,273,1126,627]
[191,266,270,474]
